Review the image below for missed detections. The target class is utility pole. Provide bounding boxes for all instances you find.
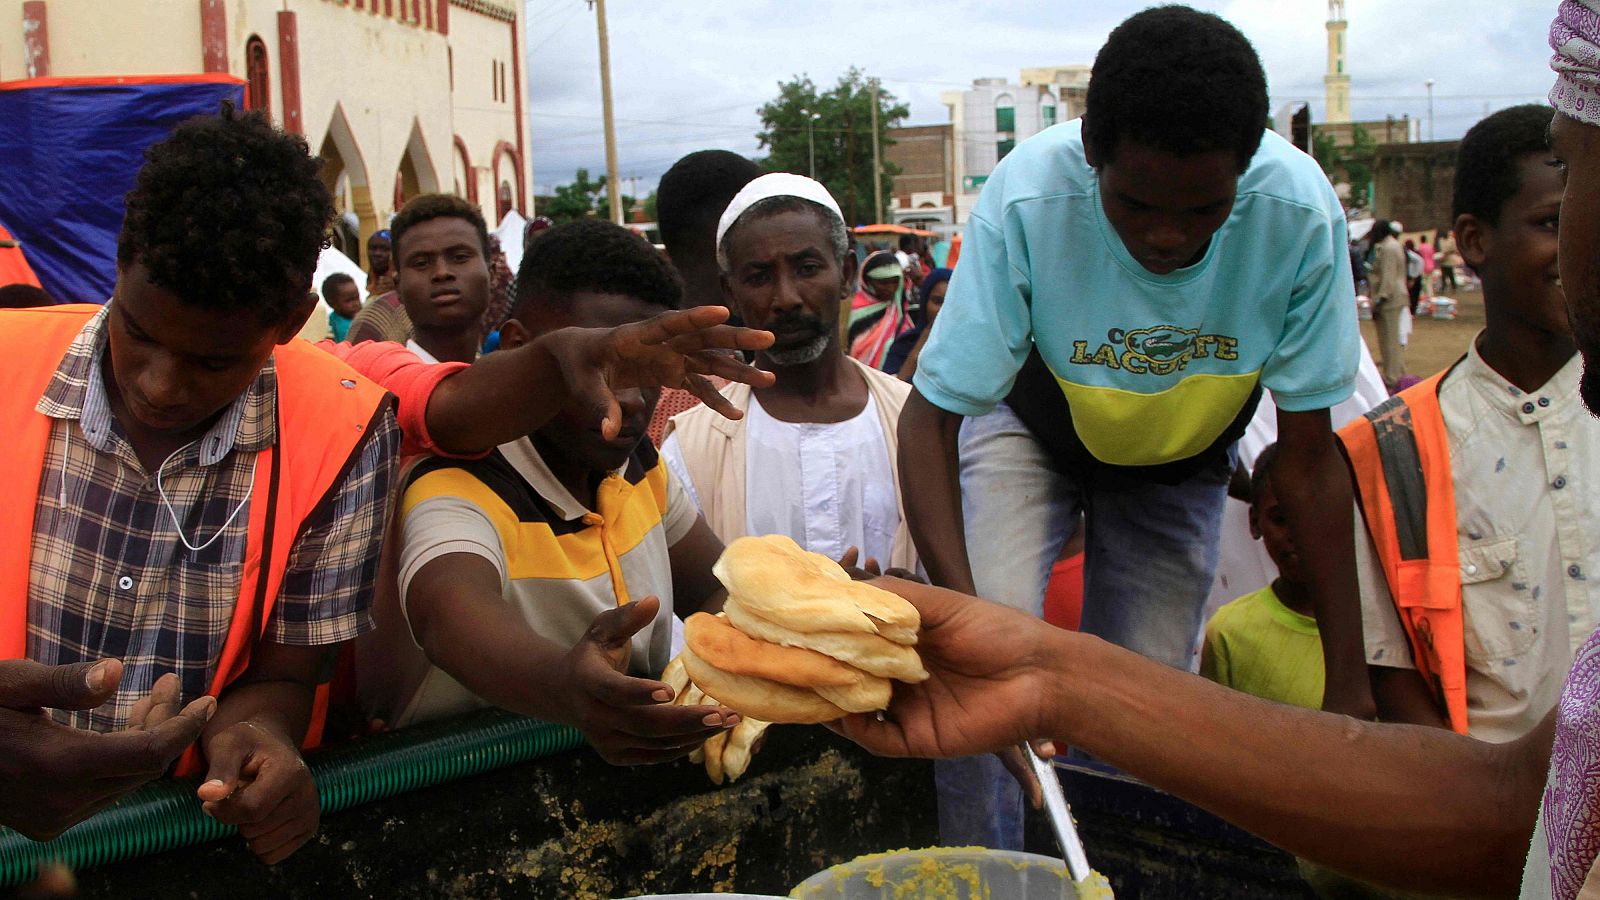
[803,110,821,180]
[589,0,622,224]
[869,79,883,224]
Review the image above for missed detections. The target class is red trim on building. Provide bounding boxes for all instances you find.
[453,135,476,204]
[199,0,228,72]
[0,73,245,91]
[22,2,49,79]
[414,0,423,27]
[384,0,394,17]
[276,11,302,135]
[436,0,449,35]
[509,16,526,213]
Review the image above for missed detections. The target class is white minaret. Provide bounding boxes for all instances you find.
[1325,0,1351,124]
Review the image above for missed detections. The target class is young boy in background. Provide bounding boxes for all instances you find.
[1202,443,1323,709]
[323,272,361,343]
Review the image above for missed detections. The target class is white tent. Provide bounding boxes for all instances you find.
[313,244,368,304]
[495,210,529,279]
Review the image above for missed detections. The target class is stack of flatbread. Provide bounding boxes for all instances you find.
[684,534,928,725]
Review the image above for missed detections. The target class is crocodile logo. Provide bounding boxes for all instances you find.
[1069,325,1239,375]
[1124,327,1197,362]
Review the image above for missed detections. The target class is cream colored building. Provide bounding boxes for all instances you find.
[0,0,531,269]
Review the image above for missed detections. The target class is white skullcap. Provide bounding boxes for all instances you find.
[715,172,845,251]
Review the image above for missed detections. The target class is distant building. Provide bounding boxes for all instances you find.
[931,65,1089,225]
[0,0,531,269]
[885,124,953,228]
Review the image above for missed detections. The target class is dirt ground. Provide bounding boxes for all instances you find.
[1360,284,1485,380]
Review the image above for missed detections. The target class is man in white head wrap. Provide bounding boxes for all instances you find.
[661,173,921,574]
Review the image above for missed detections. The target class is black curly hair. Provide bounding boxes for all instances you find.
[320,271,356,301]
[656,150,762,261]
[117,103,333,324]
[512,219,682,319]
[1452,104,1555,226]
[1085,5,1268,172]
[390,192,490,261]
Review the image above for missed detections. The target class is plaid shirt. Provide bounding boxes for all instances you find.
[27,307,400,731]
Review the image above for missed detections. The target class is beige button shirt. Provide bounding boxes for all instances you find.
[1360,343,1600,743]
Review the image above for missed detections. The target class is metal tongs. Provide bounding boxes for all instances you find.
[1025,743,1092,885]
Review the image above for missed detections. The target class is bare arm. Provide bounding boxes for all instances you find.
[667,517,728,617]
[425,307,774,455]
[896,327,936,384]
[1275,407,1375,719]
[898,388,977,595]
[405,552,736,765]
[836,580,1548,898]
[1372,665,1453,729]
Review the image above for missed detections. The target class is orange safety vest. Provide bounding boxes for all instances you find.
[0,305,391,773]
[1336,368,1468,733]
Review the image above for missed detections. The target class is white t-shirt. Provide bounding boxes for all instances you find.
[662,393,899,566]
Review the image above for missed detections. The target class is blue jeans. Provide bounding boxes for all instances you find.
[934,402,1231,849]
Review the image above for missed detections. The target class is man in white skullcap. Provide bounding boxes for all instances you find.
[830,6,1600,897]
[661,173,920,575]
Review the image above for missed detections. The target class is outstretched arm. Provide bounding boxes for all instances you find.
[406,553,738,765]
[425,306,773,455]
[898,389,977,595]
[835,579,1546,898]
[325,306,773,457]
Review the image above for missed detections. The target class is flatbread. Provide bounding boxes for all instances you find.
[712,535,920,640]
[681,647,850,725]
[684,612,861,688]
[723,596,929,683]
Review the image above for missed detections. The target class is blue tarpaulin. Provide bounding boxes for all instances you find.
[0,75,245,304]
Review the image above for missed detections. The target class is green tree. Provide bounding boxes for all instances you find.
[1311,124,1376,209]
[545,168,607,222]
[756,68,908,225]
[544,168,637,223]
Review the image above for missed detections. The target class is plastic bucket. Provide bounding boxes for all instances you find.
[788,847,1113,899]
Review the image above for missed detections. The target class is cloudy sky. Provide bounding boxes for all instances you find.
[523,0,1556,196]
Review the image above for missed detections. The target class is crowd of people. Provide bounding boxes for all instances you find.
[5,2,1600,897]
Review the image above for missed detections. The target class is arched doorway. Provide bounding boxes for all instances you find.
[452,136,476,204]
[492,141,524,225]
[245,36,270,116]
[317,104,378,267]
[393,120,440,214]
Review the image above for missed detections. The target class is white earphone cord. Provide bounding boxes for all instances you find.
[57,422,255,553]
[156,446,256,553]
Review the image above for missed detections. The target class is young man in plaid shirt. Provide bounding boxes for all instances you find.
[0,108,774,862]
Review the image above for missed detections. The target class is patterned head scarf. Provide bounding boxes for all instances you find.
[1551,0,1600,125]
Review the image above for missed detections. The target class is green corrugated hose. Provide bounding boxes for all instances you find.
[0,710,584,888]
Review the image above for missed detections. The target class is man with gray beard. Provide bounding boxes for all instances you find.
[661,174,918,573]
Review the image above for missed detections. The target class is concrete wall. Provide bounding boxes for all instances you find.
[448,4,525,226]
[1372,139,1459,234]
